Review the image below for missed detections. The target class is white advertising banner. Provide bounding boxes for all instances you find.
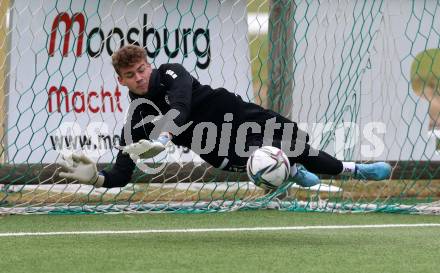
[291,0,440,161]
[7,0,251,163]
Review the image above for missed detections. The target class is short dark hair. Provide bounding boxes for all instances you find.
[111,45,148,75]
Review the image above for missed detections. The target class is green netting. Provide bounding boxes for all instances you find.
[1,0,440,214]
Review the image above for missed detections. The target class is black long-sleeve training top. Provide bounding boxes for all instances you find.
[100,63,286,188]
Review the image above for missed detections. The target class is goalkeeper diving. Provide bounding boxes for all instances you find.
[58,45,391,188]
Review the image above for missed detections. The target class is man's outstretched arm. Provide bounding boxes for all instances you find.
[96,136,170,187]
[58,127,138,188]
[58,150,135,188]
[100,150,136,188]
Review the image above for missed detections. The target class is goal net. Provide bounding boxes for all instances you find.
[1,0,439,214]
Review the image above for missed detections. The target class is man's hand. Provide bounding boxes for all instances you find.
[119,133,171,161]
[119,139,167,161]
[58,154,104,187]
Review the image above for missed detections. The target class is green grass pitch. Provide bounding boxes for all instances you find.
[1,211,440,273]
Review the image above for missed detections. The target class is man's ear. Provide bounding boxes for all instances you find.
[117,75,126,86]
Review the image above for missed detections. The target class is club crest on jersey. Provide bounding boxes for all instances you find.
[165,95,170,105]
[166,69,178,79]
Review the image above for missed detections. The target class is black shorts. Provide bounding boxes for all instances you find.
[199,114,310,173]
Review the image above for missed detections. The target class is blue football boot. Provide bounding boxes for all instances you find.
[289,166,320,187]
[261,166,320,201]
[354,162,392,181]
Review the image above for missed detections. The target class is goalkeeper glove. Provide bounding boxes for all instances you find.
[120,132,172,161]
[58,154,104,187]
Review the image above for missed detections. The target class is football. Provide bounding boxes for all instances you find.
[246,146,291,190]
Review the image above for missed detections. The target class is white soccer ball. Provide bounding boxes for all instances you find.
[246,146,291,190]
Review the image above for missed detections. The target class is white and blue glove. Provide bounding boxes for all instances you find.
[156,132,172,146]
[120,132,172,161]
[58,153,104,187]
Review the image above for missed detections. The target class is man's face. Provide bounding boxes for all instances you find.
[117,59,152,95]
